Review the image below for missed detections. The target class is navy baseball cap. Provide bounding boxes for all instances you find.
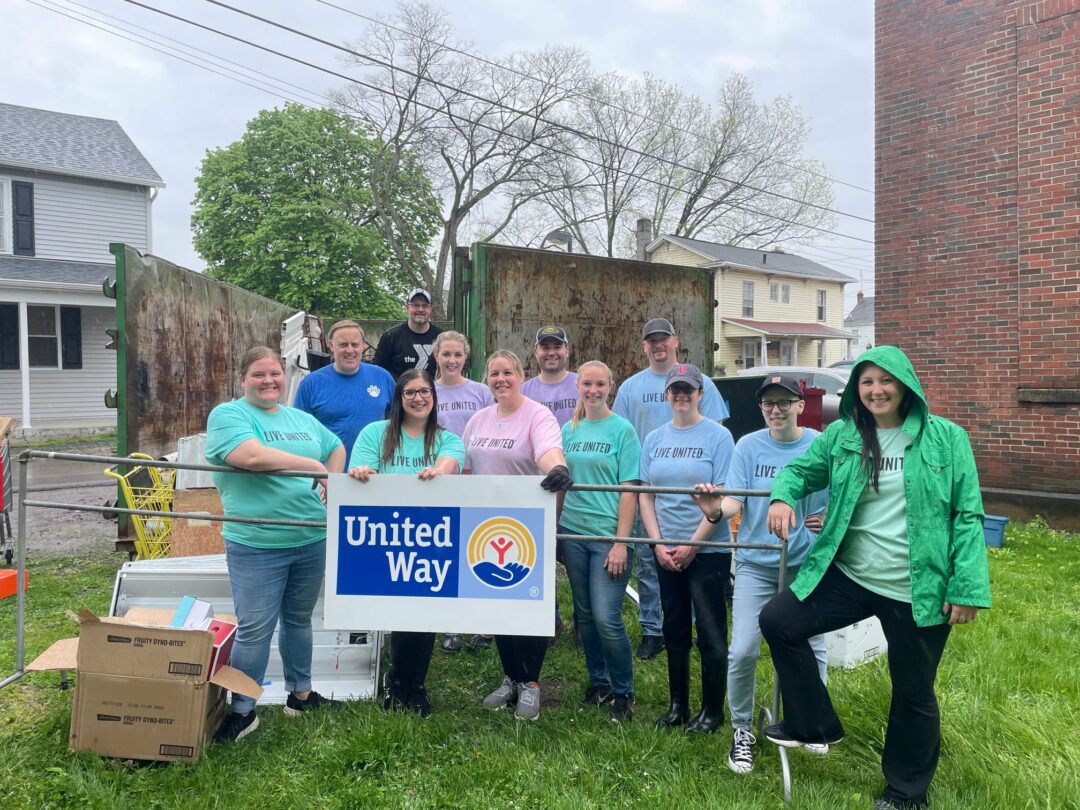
[755,374,804,400]
[534,325,569,345]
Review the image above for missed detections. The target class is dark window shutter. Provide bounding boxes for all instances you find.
[12,181,34,256]
[0,304,18,370]
[61,306,82,369]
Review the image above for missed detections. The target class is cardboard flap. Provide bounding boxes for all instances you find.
[26,637,79,671]
[210,665,263,699]
[122,606,176,626]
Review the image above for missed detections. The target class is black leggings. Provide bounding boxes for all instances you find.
[389,631,435,687]
[495,635,547,684]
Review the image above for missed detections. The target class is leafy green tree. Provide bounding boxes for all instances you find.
[192,104,440,318]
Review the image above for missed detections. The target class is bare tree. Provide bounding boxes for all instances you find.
[332,2,590,317]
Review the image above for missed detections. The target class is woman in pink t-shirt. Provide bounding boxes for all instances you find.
[461,349,571,721]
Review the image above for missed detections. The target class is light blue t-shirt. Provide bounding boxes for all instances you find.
[727,428,827,568]
[639,419,735,553]
[349,420,465,474]
[613,367,729,443]
[293,363,394,454]
[205,399,341,549]
[522,373,579,427]
[560,414,641,537]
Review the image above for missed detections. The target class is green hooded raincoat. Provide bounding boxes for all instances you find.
[771,346,991,627]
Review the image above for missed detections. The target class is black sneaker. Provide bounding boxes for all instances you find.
[406,684,432,719]
[635,634,666,660]
[214,710,258,743]
[728,726,756,774]
[284,690,343,717]
[383,675,407,712]
[441,634,462,653]
[466,634,494,652]
[873,798,926,810]
[610,694,634,723]
[764,722,843,749]
[578,684,614,710]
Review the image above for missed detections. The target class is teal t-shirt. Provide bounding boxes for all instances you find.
[560,413,641,537]
[205,399,341,549]
[835,426,915,602]
[349,420,465,474]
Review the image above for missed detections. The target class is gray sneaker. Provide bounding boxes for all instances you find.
[515,681,541,721]
[482,676,518,710]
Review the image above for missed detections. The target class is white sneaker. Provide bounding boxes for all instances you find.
[728,727,756,774]
[515,681,541,721]
[804,742,830,755]
[482,676,518,710]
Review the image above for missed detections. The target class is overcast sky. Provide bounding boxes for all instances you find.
[2,0,875,311]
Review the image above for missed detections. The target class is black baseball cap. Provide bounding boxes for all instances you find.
[665,363,704,390]
[534,325,569,345]
[642,318,675,340]
[756,374,805,400]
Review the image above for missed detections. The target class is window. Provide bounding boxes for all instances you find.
[817,341,827,368]
[782,284,791,303]
[817,290,827,322]
[769,283,779,302]
[0,305,82,370]
[742,281,754,317]
[0,176,9,254]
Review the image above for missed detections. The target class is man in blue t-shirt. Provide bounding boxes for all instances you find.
[293,319,395,456]
[612,317,730,660]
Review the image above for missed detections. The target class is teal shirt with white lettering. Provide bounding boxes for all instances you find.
[205,399,342,549]
[560,413,641,537]
[349,420,465,474]
[835,427,915,602]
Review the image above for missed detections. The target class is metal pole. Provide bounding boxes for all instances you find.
[14,452,28,676]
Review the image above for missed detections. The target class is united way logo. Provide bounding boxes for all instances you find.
[467,516,535,589]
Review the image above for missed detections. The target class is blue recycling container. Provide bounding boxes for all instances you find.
[983,515,1009,548]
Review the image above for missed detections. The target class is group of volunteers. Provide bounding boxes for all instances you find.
[205,286,990,810]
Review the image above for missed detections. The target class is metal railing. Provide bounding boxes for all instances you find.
[2,450,796,802]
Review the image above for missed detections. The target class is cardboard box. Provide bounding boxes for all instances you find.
[28,610,260,763]
[825,616,888,669]
[169,488,225,557]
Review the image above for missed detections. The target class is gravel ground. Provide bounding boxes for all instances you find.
[5,441,127,561]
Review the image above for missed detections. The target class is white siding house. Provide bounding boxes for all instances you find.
[0,102,163,433]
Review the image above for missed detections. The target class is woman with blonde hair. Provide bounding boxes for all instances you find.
[559,361,641,722]
[462,349,572,721]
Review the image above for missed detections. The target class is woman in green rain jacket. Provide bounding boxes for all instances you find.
[758,345,990,810]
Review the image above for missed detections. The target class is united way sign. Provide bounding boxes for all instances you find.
[324,475,556,635]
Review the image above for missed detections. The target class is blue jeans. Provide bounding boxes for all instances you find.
[632,516,663,636]
[728,559,827,729]
[225,539,325,714]
[560,528,634,696]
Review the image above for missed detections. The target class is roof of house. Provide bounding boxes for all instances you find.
[0,102,164,188]
[721,317,854,340]
[0,255,114,286]
[845,295,874,325]
[647,234,854,283]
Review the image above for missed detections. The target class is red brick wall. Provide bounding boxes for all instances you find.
[876,0,1080,494]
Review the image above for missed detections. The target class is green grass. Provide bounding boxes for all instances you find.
[2,518,1079,809]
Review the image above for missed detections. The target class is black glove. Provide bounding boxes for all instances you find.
[540,465,573,493]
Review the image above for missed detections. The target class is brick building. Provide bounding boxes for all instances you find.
[877,0,1080,511]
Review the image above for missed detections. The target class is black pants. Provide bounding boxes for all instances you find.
[656,551,730,669]
[389,631,435,687]
[759,564,951,807]
[495,635,547,684]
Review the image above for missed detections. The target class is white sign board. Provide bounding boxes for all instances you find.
[324,474,556,635]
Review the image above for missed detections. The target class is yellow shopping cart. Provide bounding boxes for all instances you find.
[104,453,176,560]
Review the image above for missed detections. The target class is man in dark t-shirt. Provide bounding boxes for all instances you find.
[372,288,443,381]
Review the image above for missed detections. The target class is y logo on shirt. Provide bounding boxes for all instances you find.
[413,344,433,369]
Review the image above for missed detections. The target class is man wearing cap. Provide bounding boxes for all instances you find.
[522,325,578,427]
[294,319,395,456]
[692,374,827,774]
[373,288,443,381]
[613,317,730,661]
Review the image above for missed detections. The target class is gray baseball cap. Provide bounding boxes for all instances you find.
[665,363,703,390]
[642,318,675,340]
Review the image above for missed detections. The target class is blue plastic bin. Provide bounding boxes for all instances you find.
[983,515,1009,547]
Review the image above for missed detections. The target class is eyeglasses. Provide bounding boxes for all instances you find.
[759,399,799,412]
[407,301,432,309]
[403,387,433,399]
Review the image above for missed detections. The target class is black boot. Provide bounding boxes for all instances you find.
[655,650,691,728]
[382,672,406,711]
[687,657,726,734]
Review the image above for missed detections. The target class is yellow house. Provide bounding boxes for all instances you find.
[646,235,855,374]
